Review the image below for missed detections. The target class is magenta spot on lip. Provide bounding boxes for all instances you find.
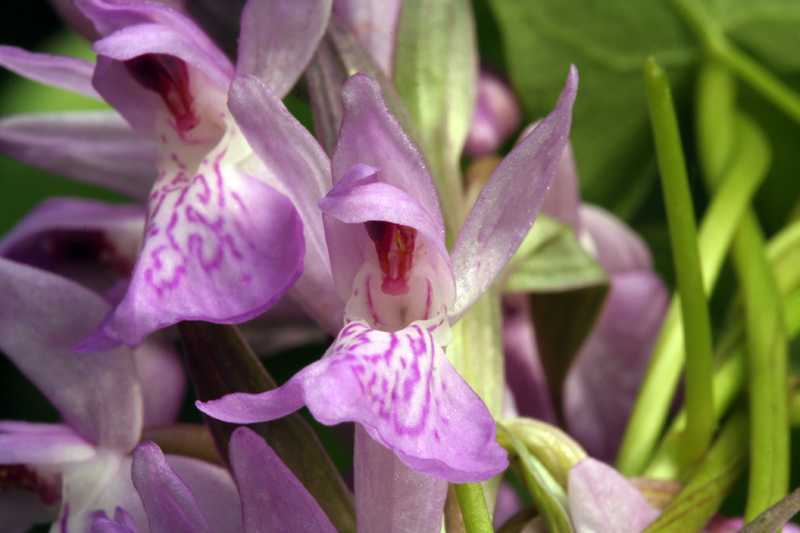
[125,53,199,131]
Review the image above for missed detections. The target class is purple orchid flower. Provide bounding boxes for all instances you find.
[504,139,669,463]
[196,65,577,482]
[0,258,234,533]
[0,0,335,349]
[121,426,447,533]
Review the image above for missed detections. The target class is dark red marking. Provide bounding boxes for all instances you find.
[364,221,417,295]
[125,53,199,131]
[0,465,61,505]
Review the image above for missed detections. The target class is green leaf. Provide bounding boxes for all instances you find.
[740,486,800,533]
[503,417,587,490]
[645,56,716,466]
[497,424,574,533]
[642,407,749,533]
[177,322,357,533]
[487,0,696,218]
[394,0,478,239]
[504,215,608,294]
[617,109,771,477]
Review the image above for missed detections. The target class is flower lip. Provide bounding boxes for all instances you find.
[125,53,198,131]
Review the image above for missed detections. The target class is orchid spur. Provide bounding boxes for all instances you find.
[197,63,578,486]
[0,0,339,350]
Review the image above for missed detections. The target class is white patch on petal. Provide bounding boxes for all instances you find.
[345,238,452,346]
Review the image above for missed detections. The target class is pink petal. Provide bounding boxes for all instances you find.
[332,74,446,245]
[133,335,186,428]
[237,0,332,98]
[132,442,212,533]
[227,74,342,334]
[199,320,508,482]
[541,142,581,232]
[229,427,337,533]
[564,270,668,464]
[568,457,659,533]
[0,112,157,201]
[83,167,305,349]
[580,204,652,274]
[0,46,100,98]
[354,424,447,533]
[0,259,143,450]
[332,0,402,77]
[450,66,578,323]
[0,198,144,294]
[0,423,96,465]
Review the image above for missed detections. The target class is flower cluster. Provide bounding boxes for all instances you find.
[1,0,798,532]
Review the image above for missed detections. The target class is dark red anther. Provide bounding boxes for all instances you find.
[125,53,199,131]
[364,221,417,294]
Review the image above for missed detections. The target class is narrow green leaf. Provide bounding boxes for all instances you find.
[178,321,357,533]
[497,424,574,533]
[741,486,800,533]
[731,211,790,522]
[617,83,770,477]
[645,56,715,465]
[504,216,608,294]
[642,407,749,533]
[394,0,478,239]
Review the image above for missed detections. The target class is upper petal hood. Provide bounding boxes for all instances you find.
[0,259,143,451]
[450,65,578,323]
[331,74,446,245]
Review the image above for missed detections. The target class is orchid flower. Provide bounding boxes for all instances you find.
[0,258,238,533]
[0,0,337,349]
[119,426,448,533]
[197,64,577,484]
[503,140,669,463]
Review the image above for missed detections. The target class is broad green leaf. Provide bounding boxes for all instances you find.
[740,486,800,533]
[498,424,574,533]
[503,417,587,489]
[488,0,696,218]
[642,407,748,533]
[178,322,357,533]
[504,215,608,294]
[394,0,478,238]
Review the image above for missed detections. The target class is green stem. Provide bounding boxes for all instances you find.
[668,0,800,127]
[643,56,716,465]
[454,483,494,533]
[731,211,790,522]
